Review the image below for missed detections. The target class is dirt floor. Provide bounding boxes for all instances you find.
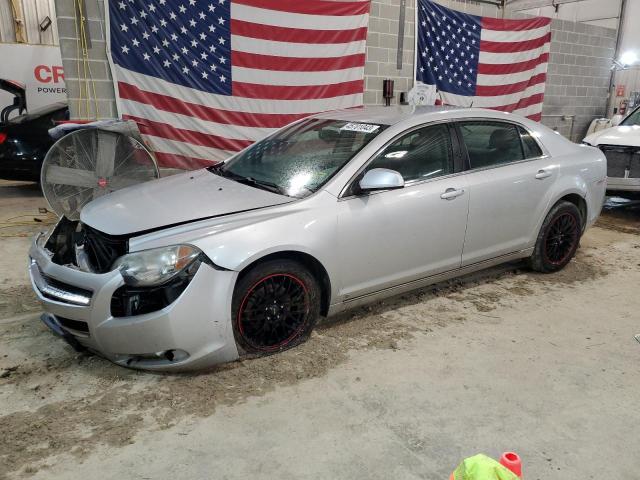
[0,179,639,479]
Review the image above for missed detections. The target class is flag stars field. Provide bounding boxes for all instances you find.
[108,0,369,168]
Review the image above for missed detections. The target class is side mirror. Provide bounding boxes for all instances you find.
[358,168,404,192]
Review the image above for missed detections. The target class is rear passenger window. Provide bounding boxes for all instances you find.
[518,126,543,158]
[458,121,525,169]
[366,124,453,182]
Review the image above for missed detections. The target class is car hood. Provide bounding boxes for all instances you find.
[80,169,294,235]
[584,124,640,147]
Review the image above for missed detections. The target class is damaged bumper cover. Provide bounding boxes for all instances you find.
[29,231,239,371]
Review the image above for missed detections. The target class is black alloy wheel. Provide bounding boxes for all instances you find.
[530,200,582,273]
[543,212,579,265]
[232,260,320,353]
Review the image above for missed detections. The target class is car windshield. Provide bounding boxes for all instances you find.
[621,107,640,126]
[210,118,386,198]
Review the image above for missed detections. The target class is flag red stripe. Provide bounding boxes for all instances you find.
[477,53,549,75]
[489,93,545,112]
[481,16,551,31]
[118,82,311,128]
[232,79,364,100]
[124,115,253,151]
[476,73,546,96]
[480,32,551,53]
[231,19,368,44]
[527,112,542,121]
[153,151,218,169]
[232,0,370,16]
[232,51,366,72]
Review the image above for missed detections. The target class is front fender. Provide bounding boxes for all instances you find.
[130,191,341,301]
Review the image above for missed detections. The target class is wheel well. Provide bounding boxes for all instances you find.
[558,193,587,230]
[238,251,332,317]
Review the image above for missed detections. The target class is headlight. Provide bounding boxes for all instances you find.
[113,244,202,287]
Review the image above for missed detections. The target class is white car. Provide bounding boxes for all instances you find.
[584,105,640,194]
[30,107,607,371]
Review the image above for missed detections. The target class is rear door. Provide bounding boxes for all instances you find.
[455,120,558,266]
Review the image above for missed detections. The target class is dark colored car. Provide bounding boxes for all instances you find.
[0,102,69,182]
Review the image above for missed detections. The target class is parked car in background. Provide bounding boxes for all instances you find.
[0,101,69,182]
[0,79,27,123]
[583,105,640,196]
[29,106,606,371]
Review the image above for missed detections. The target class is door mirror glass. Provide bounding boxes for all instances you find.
[359,168,405,192]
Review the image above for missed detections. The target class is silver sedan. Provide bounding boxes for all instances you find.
[29,106,607,371]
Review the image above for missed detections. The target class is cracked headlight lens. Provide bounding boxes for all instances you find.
[113,244,201,287]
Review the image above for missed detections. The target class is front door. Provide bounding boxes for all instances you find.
[336,123,469,300]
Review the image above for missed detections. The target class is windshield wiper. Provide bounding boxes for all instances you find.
[208,166,287,196]
[237,177,288,196]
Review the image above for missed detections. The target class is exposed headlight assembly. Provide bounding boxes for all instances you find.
[113,245,202,287]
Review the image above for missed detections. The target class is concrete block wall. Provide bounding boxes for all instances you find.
[542,20,616,141]
[364,0,416,106]
[364,0,502,107]
[54,0,117,119]
[53,0,616,142]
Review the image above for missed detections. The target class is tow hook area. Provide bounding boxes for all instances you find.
[40,313,87,353]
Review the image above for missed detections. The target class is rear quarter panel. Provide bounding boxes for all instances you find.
[541,134,607,230]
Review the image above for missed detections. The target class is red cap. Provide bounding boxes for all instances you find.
[500,452,522,478]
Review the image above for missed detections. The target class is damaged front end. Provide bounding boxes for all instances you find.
[38,217,206,317]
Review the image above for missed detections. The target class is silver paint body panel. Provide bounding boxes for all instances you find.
[31,106,606,371]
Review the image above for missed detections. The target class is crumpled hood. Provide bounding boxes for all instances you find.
[584,124,640,147]
[80,169,293,235]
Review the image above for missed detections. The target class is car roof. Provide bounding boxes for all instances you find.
[312,105,527,126]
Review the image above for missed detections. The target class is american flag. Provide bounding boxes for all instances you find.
[416,0,551,121]
[107,0,370,169]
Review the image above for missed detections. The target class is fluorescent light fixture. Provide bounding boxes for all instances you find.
[619,51,638,67]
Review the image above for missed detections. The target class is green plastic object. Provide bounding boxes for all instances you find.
[451,454,520,480]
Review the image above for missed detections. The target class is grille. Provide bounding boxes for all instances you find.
[599,145,640,179]
[81,224,128,273]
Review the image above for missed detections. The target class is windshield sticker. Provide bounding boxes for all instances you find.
[340,122,380,134]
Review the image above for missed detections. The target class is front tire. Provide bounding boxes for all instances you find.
[530,201,582,273]
[232,259,320,354]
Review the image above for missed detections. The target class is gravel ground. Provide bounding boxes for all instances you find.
[0,180,638,479]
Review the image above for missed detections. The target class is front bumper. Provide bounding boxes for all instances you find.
[29,234,240,371]
[606,176,640,192]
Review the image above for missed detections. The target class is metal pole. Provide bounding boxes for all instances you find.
[396,0,406,70]
[606,0,627,116]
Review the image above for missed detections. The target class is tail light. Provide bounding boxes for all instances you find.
[0,132,6,144]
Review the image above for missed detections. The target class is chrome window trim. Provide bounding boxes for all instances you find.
[338,119,457,200]
[338,117,551,200]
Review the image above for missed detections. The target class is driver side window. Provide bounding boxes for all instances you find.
[365,124,453,183]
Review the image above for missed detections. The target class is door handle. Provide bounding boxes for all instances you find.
[440,188,465,200]
[535,169,552,180]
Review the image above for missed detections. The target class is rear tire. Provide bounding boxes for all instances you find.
[530,201,582,273]
[232,259,320,354]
